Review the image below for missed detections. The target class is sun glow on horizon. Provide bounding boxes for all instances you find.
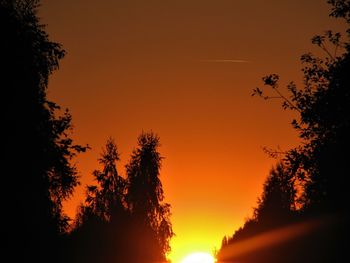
[180,252,215,263]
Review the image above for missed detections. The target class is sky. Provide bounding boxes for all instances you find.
[40,1,346,262]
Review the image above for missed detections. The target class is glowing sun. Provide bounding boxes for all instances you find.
[181,252,215,263]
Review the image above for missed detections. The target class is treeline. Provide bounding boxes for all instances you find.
[1,1,173,262]
[65,133,173,262]
[217,1,350,262]
[67,134,173,263]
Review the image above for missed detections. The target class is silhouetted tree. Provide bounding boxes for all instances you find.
[85,138,126,221]
[70,138,129,263]
[217,163,296,263]
[126,132,174,260]
[219,1,350,262]
[253,0,350,214]
[71,134,173,262]
[1,1,86,262]
[254,162,296,225]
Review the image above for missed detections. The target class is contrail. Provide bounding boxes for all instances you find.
[199,59,250,63]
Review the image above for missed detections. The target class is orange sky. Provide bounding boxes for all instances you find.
[41,1,346,262]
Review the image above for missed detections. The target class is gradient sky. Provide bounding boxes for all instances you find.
[40,1,346,262]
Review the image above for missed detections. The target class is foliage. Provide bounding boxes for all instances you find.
[252,2,350,211]
[1,1,174,261]
[219,1,350,262]
[1,0,87,262]
[71,133,173,262]
[254,162,296,224]
[85,138,126,221]
[126,132,174,257]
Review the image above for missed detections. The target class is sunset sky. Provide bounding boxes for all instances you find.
[40,1,346,262]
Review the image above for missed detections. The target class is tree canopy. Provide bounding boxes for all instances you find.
[126,132,174,257]
[1,0,87,262]
[71,133,173,263]
[218,0,350,262]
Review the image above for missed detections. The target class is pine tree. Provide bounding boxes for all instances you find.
[85,138,126,221]
[254,162,296,225]
[126,132,174,259]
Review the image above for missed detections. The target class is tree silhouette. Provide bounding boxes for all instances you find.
[217,163,297,262]
[70,138,129,263]
[71,133,173,262]
[85,138,126,221]
[1,1,86,262]
[252,0,350,213]
[219,1,350,262]
[254,162,296,225]
[126,132,174,259]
